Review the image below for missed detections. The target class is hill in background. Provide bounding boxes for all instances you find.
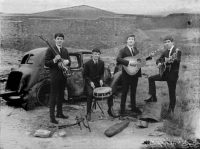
[0,5,199,54]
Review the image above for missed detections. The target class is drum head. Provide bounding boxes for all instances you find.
[93,87,111,94]
[93,87,112,98]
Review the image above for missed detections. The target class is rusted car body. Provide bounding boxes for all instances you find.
[0,47,118,110]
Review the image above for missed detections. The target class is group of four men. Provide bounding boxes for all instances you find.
[45,33,181,124]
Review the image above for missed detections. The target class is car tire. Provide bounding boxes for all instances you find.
[22,93,37,110]
[36,79,51,107]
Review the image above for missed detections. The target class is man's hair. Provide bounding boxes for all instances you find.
[92,48,101,54]
[163,35,174,42]
[54,33,64,39]
[127,34,135,40]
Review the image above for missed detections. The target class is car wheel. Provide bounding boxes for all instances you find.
[36,80,50,107]
[22,93,37,110]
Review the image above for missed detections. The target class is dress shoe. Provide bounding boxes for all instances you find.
[144,95,157,102]
[131,107,142,115]
[86,113,91,121]
[50,119,59,124]
[119,110,129,117]
[107,107,119,118]
[56,114,69,119]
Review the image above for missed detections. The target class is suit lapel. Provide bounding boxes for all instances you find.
[133,47,138,56]
[125,46,132,56]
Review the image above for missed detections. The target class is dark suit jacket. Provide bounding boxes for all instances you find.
[156,46,181,78]
[45,46,71,80]
[116,46,141,77]
[84,59,104,86]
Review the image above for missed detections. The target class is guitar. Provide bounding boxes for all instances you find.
[158,49,179,77]
[123,49,160,76]
[37,35,72,78]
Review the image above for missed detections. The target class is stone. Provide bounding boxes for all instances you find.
[33,129,51,138]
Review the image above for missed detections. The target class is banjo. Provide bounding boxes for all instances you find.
[123,49,160,76]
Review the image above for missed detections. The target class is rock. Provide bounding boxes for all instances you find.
[33,129,51,138]
[58,130,67,137]
[135,120,149,128]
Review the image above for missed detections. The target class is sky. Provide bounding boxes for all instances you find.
[0,0,200,15]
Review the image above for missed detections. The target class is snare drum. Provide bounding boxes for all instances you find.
[93,87,112,99]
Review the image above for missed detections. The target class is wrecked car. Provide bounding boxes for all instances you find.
[0,47,121,110]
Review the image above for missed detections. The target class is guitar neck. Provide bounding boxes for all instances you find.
[45,41,59,56]
[38,35,59,56]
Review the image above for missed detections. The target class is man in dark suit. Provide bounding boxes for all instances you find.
[116,34,142,116]
[145,36,181,114]
[45,33,71,124]
[84,48,116,121]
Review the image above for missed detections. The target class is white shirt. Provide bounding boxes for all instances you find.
[93,59,98,64]
[168,45,174,57]
[127,45,135,66]
[56,45,62,53]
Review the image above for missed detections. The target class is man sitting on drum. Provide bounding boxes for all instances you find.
[84,48,117,121]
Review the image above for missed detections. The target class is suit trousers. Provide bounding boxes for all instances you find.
[120,73,138,113]
[86,83,113,114]
[49,76,66,119]
[148,73,177,112]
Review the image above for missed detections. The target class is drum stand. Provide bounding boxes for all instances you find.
[92,97,105,116]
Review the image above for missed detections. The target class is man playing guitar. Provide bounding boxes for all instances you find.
[45,33,71,124]
[116,34,152,116]
[145,36,181,116]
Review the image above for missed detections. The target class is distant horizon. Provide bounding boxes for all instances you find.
[0,0,200,15]
[0,4,200,17]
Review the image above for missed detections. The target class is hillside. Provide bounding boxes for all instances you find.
[1,5,200,51]
[31,5,118,19]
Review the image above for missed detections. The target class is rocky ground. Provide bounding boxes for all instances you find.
[0,100,169,149]
[0,47,199,149]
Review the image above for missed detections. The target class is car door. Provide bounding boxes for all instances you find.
[66,53,85,99]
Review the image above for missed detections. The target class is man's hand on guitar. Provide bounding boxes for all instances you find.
[129,61,137,66]
[165,57,173,63]
[157,63,162,68]
[53,55,61,63]
[63,59,69,66]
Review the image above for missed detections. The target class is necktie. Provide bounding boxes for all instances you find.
[131,47,134,56]
[57,47,61,53]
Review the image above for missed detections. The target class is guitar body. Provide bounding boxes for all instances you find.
[158,49,178,77]
[122,49,160,76]
[123,57,141,75]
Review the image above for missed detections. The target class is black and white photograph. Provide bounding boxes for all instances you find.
[0,0,200,148]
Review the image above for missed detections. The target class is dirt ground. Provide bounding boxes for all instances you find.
[1,39,199,149]
[0,97,170,149]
